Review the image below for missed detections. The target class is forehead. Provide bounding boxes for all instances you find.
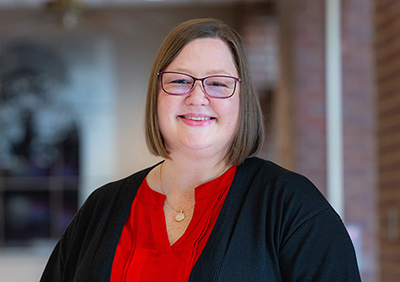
[166,38,238,77]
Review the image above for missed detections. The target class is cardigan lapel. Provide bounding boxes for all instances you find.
[86,166,155,281]
[189,158,263,281]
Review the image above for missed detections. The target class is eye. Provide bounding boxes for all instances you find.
[170,78,191,84]
[210,82,227,87]
[163,73,193,85]
[205,78,230,88]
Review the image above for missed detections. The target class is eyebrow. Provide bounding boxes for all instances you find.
[168,68,235,77]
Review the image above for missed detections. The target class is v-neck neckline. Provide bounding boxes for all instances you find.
[139,165,237,252]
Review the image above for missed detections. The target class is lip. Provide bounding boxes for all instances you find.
[178,113,216,126]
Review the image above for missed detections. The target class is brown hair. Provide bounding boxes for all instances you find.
[145,18,264,165]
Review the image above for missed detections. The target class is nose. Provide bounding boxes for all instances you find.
[185,81,209,106]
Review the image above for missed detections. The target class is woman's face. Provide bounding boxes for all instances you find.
[157,38,240,160]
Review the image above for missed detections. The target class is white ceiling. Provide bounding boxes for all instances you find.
[0,0,258,8]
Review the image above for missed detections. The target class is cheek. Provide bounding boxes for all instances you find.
[230,94,241,135]
[157,92,171,116]
[158,94,176,119]
[231,107,240,134]
[157,94,177,135]
[231,92,240,122]
[222,96,240,133]
[157,94,168,133]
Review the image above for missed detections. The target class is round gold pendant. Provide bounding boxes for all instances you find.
[175,211,185,222]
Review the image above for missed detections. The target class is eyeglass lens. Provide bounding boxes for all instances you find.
[161,72,238,98]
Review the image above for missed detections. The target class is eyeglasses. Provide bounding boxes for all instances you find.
[158,71,241,99]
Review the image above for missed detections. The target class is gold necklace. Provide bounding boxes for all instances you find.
[159,163,230,222]
[159,163,195,222]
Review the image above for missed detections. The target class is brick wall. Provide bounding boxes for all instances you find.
[291,0,328,195]
[239,3,280,163]
[241,1,379,280]
[342,0,377,280]
[289,0,377,281]
[375,0,400,281]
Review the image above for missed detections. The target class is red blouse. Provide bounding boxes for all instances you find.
[111,165,237,281]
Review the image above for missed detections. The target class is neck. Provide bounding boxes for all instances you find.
[160,157,229,194]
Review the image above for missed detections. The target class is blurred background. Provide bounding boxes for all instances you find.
[0,0,398,281]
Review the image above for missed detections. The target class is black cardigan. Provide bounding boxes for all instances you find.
[41,157,361,281]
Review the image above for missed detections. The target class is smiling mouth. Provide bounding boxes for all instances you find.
[180,115,214,121]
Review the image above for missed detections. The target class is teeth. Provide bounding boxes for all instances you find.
[182,115,211,121]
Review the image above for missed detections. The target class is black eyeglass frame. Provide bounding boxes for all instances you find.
[158,71,241,99]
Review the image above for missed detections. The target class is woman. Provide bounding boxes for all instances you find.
[41,18,361,281]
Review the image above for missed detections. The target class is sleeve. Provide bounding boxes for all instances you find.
[39,168,149,282]
[40,211,81,282]
[40,186,103,282]
[278,207,361,281]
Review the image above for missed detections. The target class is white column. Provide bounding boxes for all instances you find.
[325,0,344,217]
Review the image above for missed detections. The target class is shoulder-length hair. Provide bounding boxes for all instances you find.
[145,18,264,165]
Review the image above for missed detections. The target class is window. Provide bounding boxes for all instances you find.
[0,41,79,247]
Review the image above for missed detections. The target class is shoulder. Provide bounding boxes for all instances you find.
[236,157,333,226]
[72,163,160,229]
[61,163,160,248]
[40,163,162,281]
[237,157,326,202]
[239,157,312,182]
[84,164,158,207]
